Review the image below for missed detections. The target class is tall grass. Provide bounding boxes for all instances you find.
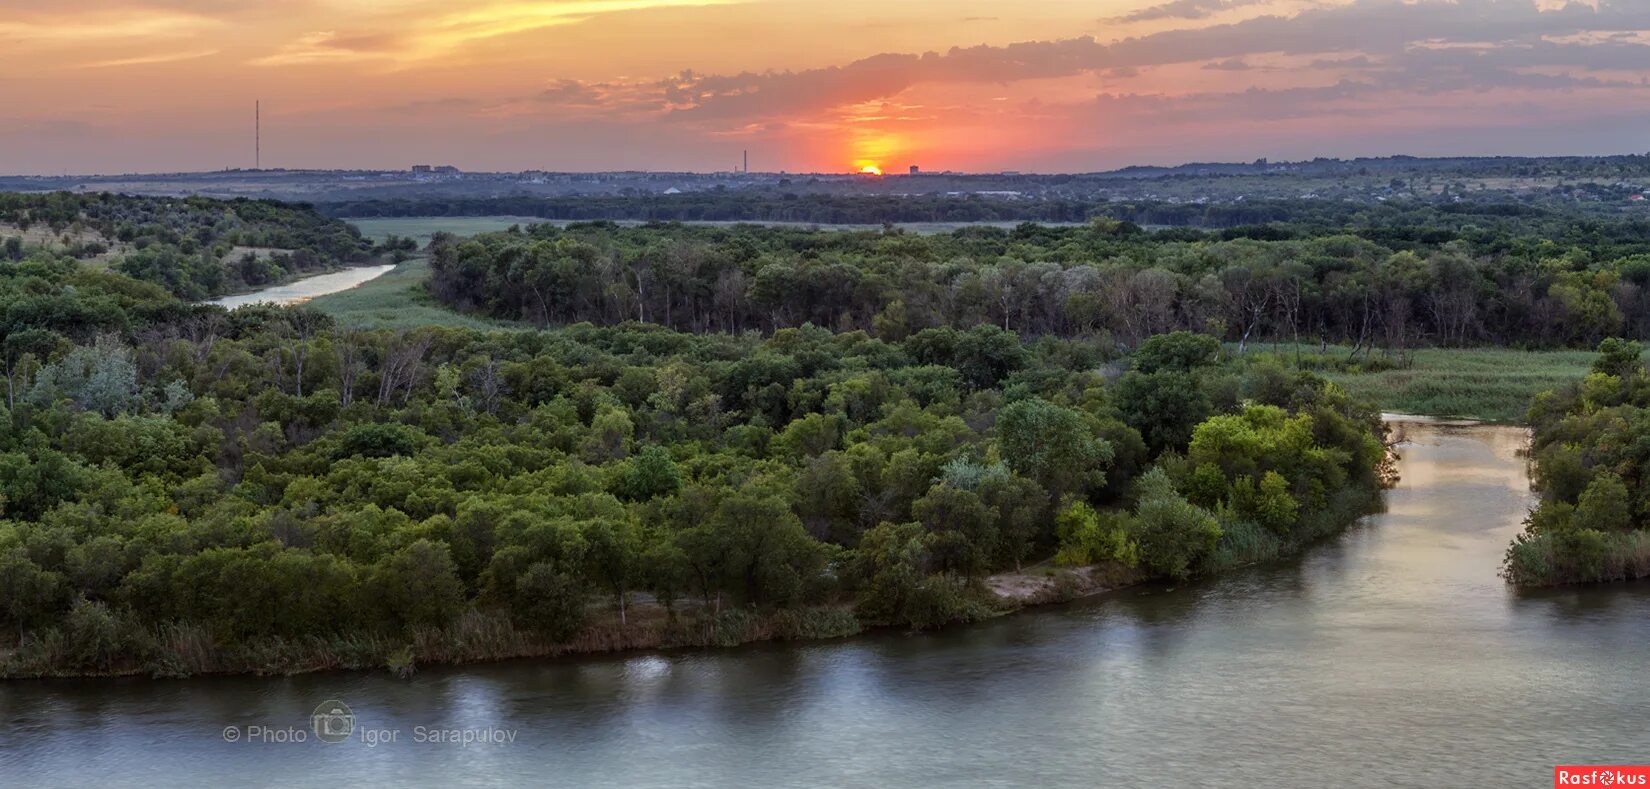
[304,258,525,331]
[1209,519,1283,572]
[346,216,550,244]
[1237,343,1610,422]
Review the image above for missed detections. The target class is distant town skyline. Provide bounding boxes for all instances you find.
[5,0,1650,175]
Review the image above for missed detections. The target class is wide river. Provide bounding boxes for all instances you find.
[5,417,1650,787]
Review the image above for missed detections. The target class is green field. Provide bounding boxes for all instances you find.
[346,216,548,244]
[1315,347,1605,423]
[304,257,522,331]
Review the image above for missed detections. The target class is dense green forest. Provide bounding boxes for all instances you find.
[1505,339,1650,586]
[0,192,379,299]
[21,189,1650,676]
[0,232,1386,676]
[426,216,1650,351]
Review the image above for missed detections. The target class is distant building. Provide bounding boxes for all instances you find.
[432,165,460,175]
[909,165,920,175]
[410,165,432,174]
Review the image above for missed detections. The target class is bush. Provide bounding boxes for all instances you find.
[1505,529,1610,586]
[63,597,124,671]
[1053,500,1138,567]
[1133,332,1221,373]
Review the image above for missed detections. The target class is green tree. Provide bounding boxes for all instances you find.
[1576,472,1632,532]
[0,548,65,638]
[712,491,831,607]
[370,540,464,630]
[29,335,138,418]
[847,521,988,630]
[997,398,1113,502]
[1592,338,1644,379]
[1116,371,1213,455]
[581,518,641,624]
[1133,331,1222,374]
[615,446,682,501]
[911,484,998,579]
[513,562,588,641]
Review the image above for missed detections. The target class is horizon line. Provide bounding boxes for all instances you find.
[6,151,1650,182]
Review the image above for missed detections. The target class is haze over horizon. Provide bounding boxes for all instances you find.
[5,0,1650,176]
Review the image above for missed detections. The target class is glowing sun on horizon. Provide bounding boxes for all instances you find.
[859,164,883,176]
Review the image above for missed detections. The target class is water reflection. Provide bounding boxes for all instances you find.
[5,419,1650,788]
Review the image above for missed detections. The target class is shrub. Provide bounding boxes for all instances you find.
[1053,500,1138,567]
[1130,468,1222,579]
[63,597,124,671]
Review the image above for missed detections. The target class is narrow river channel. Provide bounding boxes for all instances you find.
[203,264,395,309]
[4,417,1648,787]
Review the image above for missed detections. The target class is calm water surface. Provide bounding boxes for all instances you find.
[5,418,1649,787]
[204,265,395,309]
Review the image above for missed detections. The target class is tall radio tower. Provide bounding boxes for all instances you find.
[255,100,261,170]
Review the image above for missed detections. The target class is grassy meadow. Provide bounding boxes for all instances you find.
[1235,344,1612,423]
[1321,347,1607,422]
[346,216,547,245]
[305,257,522,331]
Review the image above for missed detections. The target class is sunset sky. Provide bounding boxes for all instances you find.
[3,0,1649,174]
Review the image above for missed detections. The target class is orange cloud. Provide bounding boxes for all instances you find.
[0,9,220,46]
[78,50,221,69]
[252,0,751,67]
[10,0,1650,175]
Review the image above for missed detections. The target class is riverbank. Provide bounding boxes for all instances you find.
[0,497,1377,680]
[1502,343,1650,587]
[0,569,1137,680]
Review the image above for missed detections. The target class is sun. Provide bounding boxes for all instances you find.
[859,164,883,176]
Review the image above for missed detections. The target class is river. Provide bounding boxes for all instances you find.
[203,265,396,309]
[5,417,1650,787]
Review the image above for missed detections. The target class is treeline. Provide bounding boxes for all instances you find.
[321,193,1650,231]
[1505,339,1650,586]
[427,219,1650,351]
[0,192,377,299]
[0,246,1384,676]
